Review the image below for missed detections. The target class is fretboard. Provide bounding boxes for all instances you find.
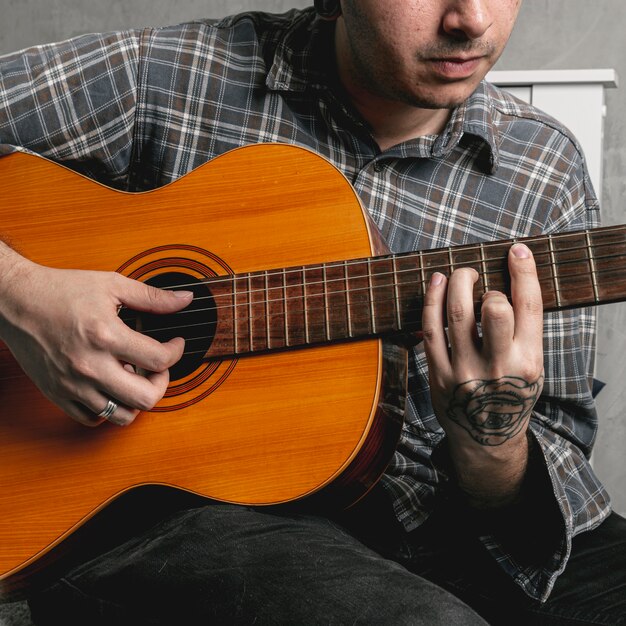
[203,224,626,359]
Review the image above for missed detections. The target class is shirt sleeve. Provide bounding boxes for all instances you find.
[477,149,611,602]
[0,29,141,189]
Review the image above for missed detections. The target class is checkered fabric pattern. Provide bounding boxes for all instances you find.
[0,7,610,601]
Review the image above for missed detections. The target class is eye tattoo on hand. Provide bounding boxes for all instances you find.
[445,375,543,446]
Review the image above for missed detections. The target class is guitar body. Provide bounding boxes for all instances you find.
[0,144,407,598]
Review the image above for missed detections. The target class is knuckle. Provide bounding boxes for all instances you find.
[482,297,511,323]
[517,361,543,382]
[84,319,113,350]
[68,355,97,381]
[109,270,124,285]
[421,325,437,343]
[144,283,164,307]
[109,271,128,293]
[147,351,169,373]
[447,303,467,325]
[137,389,161,411]
[523,298,544,317]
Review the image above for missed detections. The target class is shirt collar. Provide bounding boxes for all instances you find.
[431,82,500,173]
[265,9,333,94]
[265,10,500,173]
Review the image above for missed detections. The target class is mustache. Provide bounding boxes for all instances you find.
[422,39,496,58]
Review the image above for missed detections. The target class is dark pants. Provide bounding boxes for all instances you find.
[27,490,626,626]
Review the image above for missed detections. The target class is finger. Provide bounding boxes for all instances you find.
[65,397,140,428]
[509,243,543,345]
[68,364,167,426]
[58,398,105,428]
[111,328,186,374]
[421,272,452,381]
[80,388,141,427]
[114,274,193,314]
[445,267,480,362]
[93,357,173,414]
[480,290,514,358]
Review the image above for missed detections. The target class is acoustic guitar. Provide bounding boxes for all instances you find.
[0,143,625,599]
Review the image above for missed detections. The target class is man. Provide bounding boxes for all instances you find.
[0,1,624,623]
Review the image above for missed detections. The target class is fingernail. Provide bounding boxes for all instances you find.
[430,272,444,286]
[173,290,194,298]
[511,243,530,258]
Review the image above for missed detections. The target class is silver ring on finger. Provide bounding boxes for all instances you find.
[97,399,119,419]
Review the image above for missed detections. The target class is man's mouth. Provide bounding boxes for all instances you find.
[429,55,484,79]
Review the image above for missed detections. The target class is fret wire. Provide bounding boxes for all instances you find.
[282,268,289,346]
[344,261,353,337]
[585,232,600,304]
[479,242,490,292]
[232,275,238,355]
[323,263,331,341]
[448,247,455,273]
[303,266,310,345]
[367,259,377,334]
[264,270,271,350]
[247,274,253,353]
[547,234,562,307]
[392,256,402,330]
[418,250,427,296]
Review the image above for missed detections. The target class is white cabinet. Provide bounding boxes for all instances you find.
[487,69,618,203]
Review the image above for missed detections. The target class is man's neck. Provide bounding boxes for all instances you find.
[346,88,451,151]
[332,19,451,151]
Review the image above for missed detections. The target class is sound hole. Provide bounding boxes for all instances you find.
[126,272,217,382]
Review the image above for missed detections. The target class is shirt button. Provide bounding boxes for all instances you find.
[373,161,384,172]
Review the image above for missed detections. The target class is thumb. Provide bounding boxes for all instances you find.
[116,275,194,314]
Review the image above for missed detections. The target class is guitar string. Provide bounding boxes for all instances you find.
[0,248,623,379]
[0,238,622,346]
[121,235,626,307]
[117,227,626,296]
[113,243,626,354]
[124,257,616,339]
[135,250,615,353]
[0,241,619,364]
[118,242,626,329]
[0,237,623,384]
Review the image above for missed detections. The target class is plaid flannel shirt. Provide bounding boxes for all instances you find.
[0,7,611,601]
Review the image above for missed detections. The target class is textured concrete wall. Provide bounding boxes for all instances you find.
[2,1,625,515]
[0,0,310,52]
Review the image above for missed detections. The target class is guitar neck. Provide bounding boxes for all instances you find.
[199,224,626,359]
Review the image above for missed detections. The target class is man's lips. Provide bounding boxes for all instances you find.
[429,56,484,79]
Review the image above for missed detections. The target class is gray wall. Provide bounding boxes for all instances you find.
[496,1,626,516]
[2,1,625,515]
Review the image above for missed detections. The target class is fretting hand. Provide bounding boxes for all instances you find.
[422,243,544,507]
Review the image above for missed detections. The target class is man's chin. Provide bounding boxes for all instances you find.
[410,82,483,110]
